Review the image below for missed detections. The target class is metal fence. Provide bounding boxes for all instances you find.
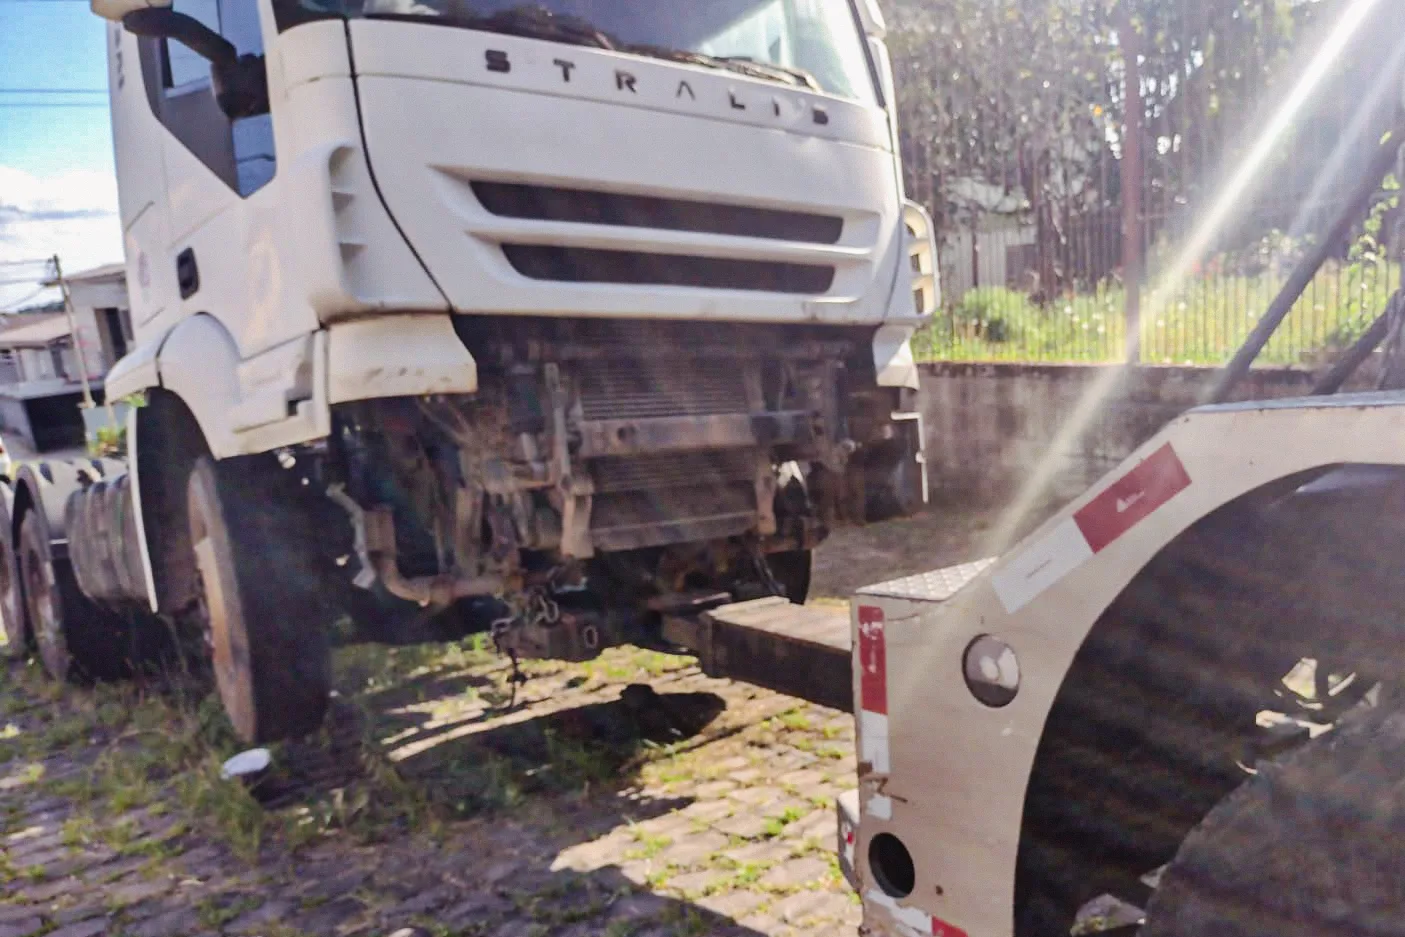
[907,2,1405,368]
[916,200,1403,367]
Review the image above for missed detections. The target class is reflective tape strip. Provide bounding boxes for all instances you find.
[860,710,890,776]
[858,604,887,714]
[858,604,892,818]
[990,516,1092,614]
[1074,443,1190,551]
[866,889,970,937]
[992,443,1190,614]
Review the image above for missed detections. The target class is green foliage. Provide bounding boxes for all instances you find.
[89,423,127,458]
[918,256,1402,365]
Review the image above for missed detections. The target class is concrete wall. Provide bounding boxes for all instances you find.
[918,361,1324,509]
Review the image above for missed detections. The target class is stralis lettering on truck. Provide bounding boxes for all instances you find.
[482,49,832,125]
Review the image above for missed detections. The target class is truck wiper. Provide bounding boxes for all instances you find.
[364,4,616,50]
[619,45,821,92]
[714,55,821,92]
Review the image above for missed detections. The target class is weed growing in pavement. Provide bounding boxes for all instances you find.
[660,903,712,937]
[196,893,263,929]
[625,829,671,860]
[3,638,733,865]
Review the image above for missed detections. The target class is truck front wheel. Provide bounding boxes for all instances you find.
[186,456,331,744]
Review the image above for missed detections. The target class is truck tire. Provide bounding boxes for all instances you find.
[768,549,812,604]
[0,482,25,659]
[1142,695,1405,937]
[18,511,130,681]
[186,455,331,744]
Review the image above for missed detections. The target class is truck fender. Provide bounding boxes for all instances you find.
[855,396,1405,936]
[103,329,166,402]
[149,315,243,459]
[101,315,243,458]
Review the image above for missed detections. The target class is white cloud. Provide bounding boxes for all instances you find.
[0,166,123,311]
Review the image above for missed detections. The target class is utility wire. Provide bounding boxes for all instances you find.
[0,102,108,108]
[0,287,53,312]
[0,89,107,94]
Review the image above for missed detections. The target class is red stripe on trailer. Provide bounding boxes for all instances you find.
[932,919,969,937]
[1074,443,1190,553]
[857,605,887,716]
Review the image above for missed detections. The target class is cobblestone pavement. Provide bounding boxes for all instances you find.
[0,654,861,937]
[0,512,988,937]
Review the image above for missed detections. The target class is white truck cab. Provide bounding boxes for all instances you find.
[0,0,937,747]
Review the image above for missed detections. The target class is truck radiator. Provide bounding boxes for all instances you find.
[579,358,749,421]
[587,449,758,552]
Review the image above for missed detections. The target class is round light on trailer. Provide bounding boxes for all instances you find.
[963,635,1020,707]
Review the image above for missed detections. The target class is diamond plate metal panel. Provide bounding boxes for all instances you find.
[858,558,996,602]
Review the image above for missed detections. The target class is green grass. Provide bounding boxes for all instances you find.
[918,258,1402,366]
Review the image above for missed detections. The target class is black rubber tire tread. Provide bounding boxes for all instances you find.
[19,511,133,682]
[767,550,812,604]
[1143,696,1405,937]
[187,455,331,744]
[0,482,22,658]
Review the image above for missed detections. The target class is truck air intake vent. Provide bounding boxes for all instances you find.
[502,245,835,294]
[472,181,843,244]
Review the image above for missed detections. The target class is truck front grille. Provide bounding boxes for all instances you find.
[472,181,844,244]
[502,245,835,294]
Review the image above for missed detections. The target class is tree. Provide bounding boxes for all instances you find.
[880,0,1360,292]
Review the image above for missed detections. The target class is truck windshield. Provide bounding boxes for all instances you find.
[275,0,877,104]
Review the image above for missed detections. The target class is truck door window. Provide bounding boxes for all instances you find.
[138,0,276,197]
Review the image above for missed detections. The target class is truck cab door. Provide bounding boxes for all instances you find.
[133,0,309,358]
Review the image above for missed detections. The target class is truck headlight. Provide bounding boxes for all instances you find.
[963,635,1020,707]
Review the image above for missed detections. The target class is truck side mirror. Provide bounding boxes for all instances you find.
[121,7,269,119]
[90,0,171,23]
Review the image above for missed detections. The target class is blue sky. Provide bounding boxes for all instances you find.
[0,0,122,309]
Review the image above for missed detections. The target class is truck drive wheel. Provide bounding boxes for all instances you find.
[18,511,131,681]
[0,483,24,660]
[767,549,812,604]
[186,456,331,744]
[1142,695,1405,937]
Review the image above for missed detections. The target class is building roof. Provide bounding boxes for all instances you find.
[0,377,101,401]
[0,313,71,349]
[42,262,126,288]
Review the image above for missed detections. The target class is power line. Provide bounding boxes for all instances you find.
[0,277,54,286]
[0,259,53,268]
[0,287,53,313]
